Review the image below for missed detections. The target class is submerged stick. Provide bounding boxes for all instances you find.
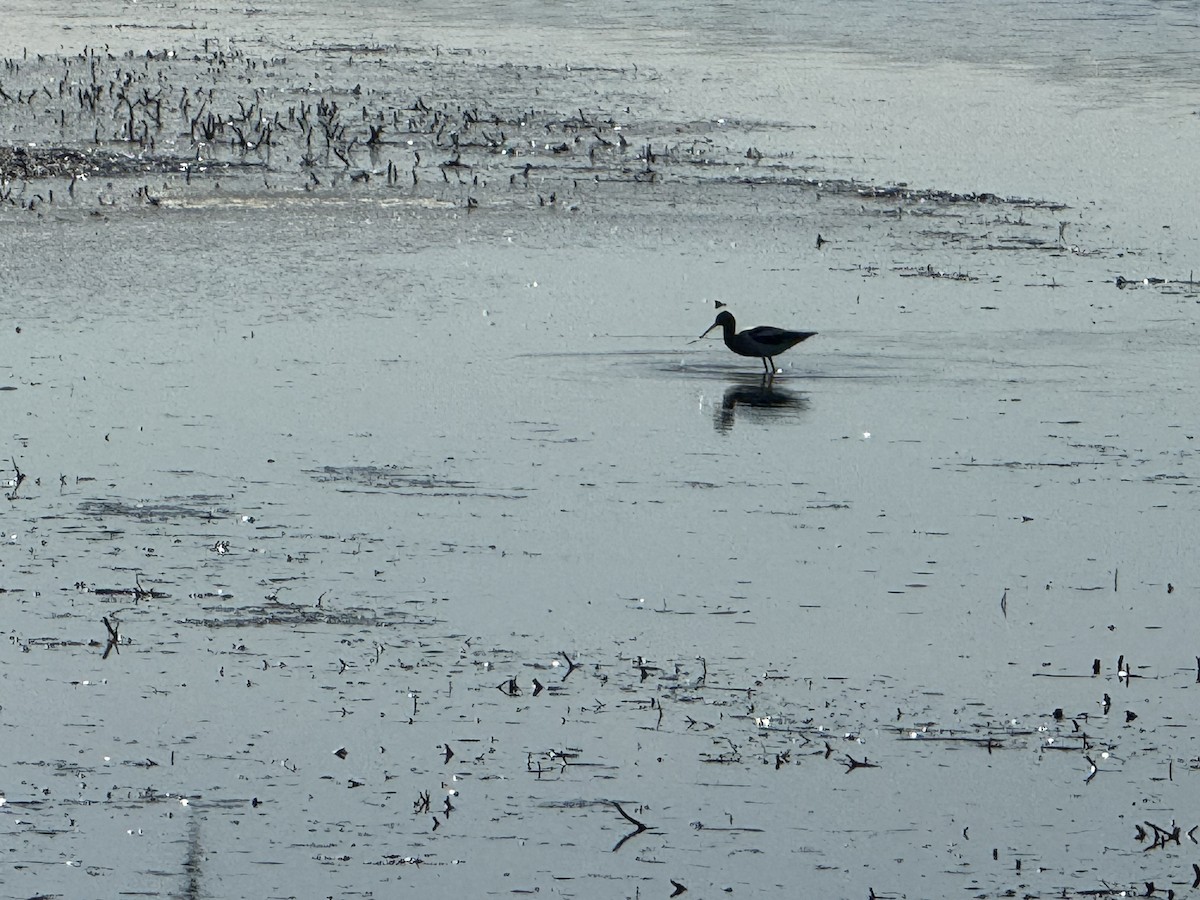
[7,456,25,500]
[101,616,120,659]
[610,801,650,853]
[843,754,879,773]
[559,650,577,680]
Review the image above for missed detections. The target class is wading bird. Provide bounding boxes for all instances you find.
[698,311,817,375]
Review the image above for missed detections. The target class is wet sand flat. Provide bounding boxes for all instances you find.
[2,3,1200,898]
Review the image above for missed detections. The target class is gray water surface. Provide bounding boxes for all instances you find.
[2,3,1199,898]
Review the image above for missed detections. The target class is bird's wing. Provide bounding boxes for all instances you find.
[744,326,816,348]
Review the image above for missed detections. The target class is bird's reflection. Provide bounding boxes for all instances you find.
[714,376,810,433]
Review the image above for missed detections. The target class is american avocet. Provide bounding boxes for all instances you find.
[698,311,817,375]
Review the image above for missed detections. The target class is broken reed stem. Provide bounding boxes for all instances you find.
[7,456,26,500]
[610,800,650,853]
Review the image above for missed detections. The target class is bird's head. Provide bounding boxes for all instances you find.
[699,310,735,338]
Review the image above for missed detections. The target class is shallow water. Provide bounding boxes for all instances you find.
[2,3,1200,899]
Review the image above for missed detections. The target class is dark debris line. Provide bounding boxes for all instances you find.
[2,42,1064,216]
